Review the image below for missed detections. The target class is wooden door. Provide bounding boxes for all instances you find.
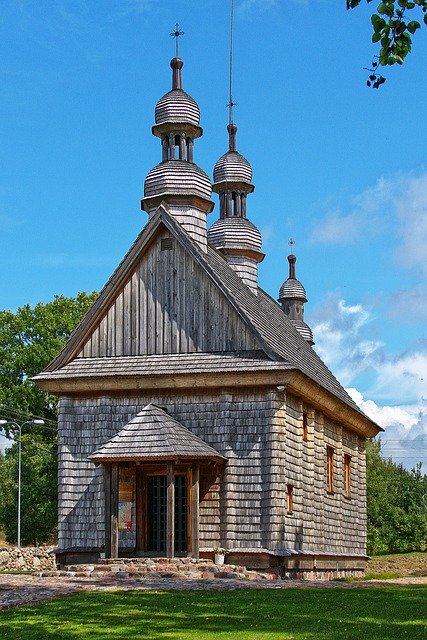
[145,474,187,554]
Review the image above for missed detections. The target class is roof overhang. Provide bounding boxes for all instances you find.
[35,366,381,439]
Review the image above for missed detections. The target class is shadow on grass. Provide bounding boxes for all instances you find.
[0,586,425,640]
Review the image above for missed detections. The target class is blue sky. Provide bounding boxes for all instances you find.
[0,0,426,470]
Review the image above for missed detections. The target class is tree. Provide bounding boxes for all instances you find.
[0,436,57,545]
[0,292,98,421]
[347,0,427,87]
[0,292,97,544]
[366,439,427,554]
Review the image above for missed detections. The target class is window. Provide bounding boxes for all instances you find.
[326,446,334,493]
[344,454,351,498]
[161,237,173,251]
[302,412,308,441]
[286,484,294,513]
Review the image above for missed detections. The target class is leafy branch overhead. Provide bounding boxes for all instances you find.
[347,0,427,86]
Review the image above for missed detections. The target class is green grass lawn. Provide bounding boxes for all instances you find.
[0,586,425,640]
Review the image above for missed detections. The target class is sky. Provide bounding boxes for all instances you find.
[0,0,426,470]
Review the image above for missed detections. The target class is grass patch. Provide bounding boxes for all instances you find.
[367,552,427,577]
[341,571,403,582]
[0,586,425,640]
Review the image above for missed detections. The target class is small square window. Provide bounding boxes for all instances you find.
[161,237,173,251]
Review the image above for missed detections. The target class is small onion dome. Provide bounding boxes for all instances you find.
[153,59,202,138]
[291,320,314,345]
[208,216,262,252]
[212,123,253,191]
[213,151,253,186]
[155,89,200,127]
[143,160,212,205]
[278,254,307,302]
[278,277,307,303]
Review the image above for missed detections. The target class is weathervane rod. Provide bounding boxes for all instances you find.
[228,0,235,124]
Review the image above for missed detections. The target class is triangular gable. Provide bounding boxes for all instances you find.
[39,203,378,428]
[45,205,272,371]
[89,403,226,463]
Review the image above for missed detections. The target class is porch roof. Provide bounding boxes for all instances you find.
[88,403,226,464]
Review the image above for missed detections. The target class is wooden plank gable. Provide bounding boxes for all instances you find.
[77,226,260,358]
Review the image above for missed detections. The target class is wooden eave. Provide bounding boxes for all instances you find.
[90,454,226,464]
[36,367,380,439]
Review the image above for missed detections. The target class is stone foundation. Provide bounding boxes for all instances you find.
[0,547,57,572]
[58,557,279,581]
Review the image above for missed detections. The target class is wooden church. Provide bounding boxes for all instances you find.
[35,51,381,578]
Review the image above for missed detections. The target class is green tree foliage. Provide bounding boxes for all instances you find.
[0,437,57,545]
[0,292,97,544]
[0,292,98,421]
[347,0,427,86]
[366,439,427,554]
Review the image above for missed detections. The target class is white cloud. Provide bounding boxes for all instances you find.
[308,209,362,244]
[394,171,427,277]
[312,295,427,404]
[391,284,427,322]
[310,168,427,250]
[311,296,383,386]
[347,388,427,471]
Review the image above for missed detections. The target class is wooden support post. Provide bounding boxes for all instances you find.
[111,463,119,559]
[166,462,175,559]
[191,465,200,560]
[104,465,111,558]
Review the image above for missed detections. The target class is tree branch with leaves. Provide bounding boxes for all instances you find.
[347,0,427,86]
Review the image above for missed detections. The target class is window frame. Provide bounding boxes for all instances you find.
[286,484,294,514]
[302,412,308,441]
[326,445,335,494]
[344,453,352,498]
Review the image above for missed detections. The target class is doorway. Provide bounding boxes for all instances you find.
[147,474,188,554]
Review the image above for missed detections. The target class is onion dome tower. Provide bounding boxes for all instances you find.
[208,124,264,294]
[141,34,213,251]
[278,252,314,345]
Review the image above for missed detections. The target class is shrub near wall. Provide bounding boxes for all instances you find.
[0,546,56,572]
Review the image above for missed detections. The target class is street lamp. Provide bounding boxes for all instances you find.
[0,418,45,548]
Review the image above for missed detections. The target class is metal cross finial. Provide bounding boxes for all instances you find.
[170,23,184,58]
[288,238,295,252]
[227,98,237,125]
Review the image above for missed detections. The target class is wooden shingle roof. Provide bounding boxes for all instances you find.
[34,350,291,379]
[89,403,226,463]
[34,204,381,436]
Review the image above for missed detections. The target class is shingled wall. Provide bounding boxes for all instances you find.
[57,387,366,560]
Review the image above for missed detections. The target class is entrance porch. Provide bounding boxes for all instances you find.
[89,404,226,560]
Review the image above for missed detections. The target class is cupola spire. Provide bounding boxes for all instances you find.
[141,26,213,250]
[208,0,264,294]
[278,243,314,346]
